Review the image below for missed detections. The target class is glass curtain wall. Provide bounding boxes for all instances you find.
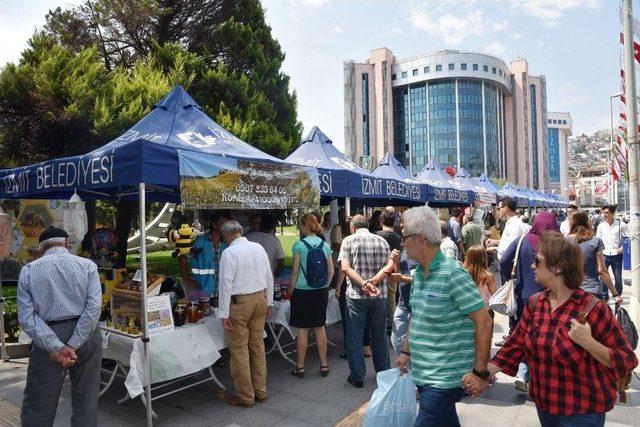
[457,80,484,175]
[410,85,428,173]
[392,87,408,166]
[428,81,457,169]
[484,83,499,177]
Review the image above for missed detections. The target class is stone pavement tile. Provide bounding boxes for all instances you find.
[289,399,359,426]
[457,396,522,426]
[218,407,284,427]
[154,405,213,426]
[509,401,543,427]
[274,416,318,427]
[607,405,638,426]
[252,390,314,418]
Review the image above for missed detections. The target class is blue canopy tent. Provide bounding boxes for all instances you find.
[0,86,318,207]
[474,174,505,202]
[454,167,496,204]
[415,159,474,206]
[501,183,529,207]
[285,127,425,206]
[0,85,320,426]
[372,153,415,181]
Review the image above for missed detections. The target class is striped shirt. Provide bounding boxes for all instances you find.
[409,251,485,388]
[17,246,101,352]
[338,228,390,300]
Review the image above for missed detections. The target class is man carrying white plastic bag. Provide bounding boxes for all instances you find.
[363,368,417,427]
[395,207,493,426]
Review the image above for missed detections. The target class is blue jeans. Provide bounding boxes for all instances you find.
[604,254,623,297]
[415,385,464,427]
[391,306,410,357]
[536,409,604,427]
[345,297,389,382]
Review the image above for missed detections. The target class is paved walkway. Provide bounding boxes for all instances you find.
[1,274,640,426]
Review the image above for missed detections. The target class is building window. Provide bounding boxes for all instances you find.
[492,67,497,74]
[402,71,408,78]
[436,64,442,71]
[392,73,396,80]
[448,63,455,70]
[548,119,552,124]
[362,73,370,156]
[473,64,479,71]
[530,83,539,188]
[461,63,467,70]
[424,66,430,73]
[563,120,567,125]
[483,65,488,72]
[499,70,502,76]
[412,69,418,76]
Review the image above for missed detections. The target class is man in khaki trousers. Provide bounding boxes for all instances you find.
[217,220,274,406]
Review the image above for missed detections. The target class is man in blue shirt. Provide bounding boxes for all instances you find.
[18,227,102,426]
[179,215,228,298]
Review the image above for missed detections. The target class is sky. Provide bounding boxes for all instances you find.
[0,0,626,152]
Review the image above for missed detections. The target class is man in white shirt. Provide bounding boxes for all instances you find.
[245,214,285,278]
[486,198,527,262]
[559,204,578,236]
[218,220,274,407]
[439,220,459,260]
[596,205,627,298]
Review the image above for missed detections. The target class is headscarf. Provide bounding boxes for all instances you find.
[526,211,559,253]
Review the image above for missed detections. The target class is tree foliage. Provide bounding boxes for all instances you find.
[0,0,301,168]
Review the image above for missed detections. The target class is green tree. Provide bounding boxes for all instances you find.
[42,0,301,157]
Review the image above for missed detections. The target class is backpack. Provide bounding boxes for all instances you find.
[615,306,638,403]
[300,239,329,288]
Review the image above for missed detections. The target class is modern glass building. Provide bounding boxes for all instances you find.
[345,49,552,189]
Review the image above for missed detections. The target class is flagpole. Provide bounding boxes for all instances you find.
[611,92,622,204]
[623,0,640,324]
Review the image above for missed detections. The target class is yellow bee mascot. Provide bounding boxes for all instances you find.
[167,224,197,258]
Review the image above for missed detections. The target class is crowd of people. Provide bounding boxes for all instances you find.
[15,200,639,426]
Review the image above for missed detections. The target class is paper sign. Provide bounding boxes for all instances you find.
[132,269,142,282]
[147,294,174,336]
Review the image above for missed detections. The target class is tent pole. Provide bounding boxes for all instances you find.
[345,197,351,217]
[0,265,8,361]
[329,199,338,227]
[139,183,153,427]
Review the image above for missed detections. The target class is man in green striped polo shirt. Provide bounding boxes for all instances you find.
[397,206,493,427]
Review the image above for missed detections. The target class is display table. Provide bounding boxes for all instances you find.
[266,288,341,364]
[100,315,227,417]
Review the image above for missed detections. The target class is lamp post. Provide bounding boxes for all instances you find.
[610,91,622,205]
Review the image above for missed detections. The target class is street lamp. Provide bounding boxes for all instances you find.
[610,91,623,204]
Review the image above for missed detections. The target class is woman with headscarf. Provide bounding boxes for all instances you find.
[499,211,559,393]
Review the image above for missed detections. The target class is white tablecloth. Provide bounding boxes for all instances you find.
[101,316,227,398]
[266,289,341,338]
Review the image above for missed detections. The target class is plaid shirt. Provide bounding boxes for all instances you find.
[338,228,390,300]
[492,289,638,415]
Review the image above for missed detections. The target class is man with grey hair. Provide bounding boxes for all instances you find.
[339,214,396,388]
[218,220,274,407]
[18,226,102,426]
[397,207,493,426]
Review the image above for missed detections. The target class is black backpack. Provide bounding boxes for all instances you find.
[300,239,329,288]
[616,306,638,350]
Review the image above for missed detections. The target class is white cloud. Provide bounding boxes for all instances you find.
[331,25,343,33]
[485,42,506,56]
[500,0,601,27]
[410,10,485,45]
[377,26,404,39]
[291,0,332,7]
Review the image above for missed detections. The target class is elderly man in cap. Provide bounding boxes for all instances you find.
[18,226,102,427]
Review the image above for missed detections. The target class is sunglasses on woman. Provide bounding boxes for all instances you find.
[534,255,544,267]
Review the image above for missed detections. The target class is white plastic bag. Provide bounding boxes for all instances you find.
[489,279,517,316]
[363,368,417,427]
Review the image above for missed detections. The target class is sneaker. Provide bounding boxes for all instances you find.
[495,340,505,347]
[514,377,528,393]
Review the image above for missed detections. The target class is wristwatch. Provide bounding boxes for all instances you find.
[472,368,490,381]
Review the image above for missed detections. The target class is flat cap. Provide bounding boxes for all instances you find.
[38,226,69,243]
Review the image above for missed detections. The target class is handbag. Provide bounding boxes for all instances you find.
[489,236,525,316]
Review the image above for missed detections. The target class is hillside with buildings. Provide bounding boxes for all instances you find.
[568,129,612,206]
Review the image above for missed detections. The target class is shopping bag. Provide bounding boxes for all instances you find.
[489,279,517,316]
[363,368,417,427]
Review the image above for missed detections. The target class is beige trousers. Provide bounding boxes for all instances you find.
[227,290,268,404]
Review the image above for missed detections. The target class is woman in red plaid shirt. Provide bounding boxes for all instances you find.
[473,231,637,426]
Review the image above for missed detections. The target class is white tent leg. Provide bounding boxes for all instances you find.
[329,199,338,227]
[345,197,351,217]
[139,183,153,427]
